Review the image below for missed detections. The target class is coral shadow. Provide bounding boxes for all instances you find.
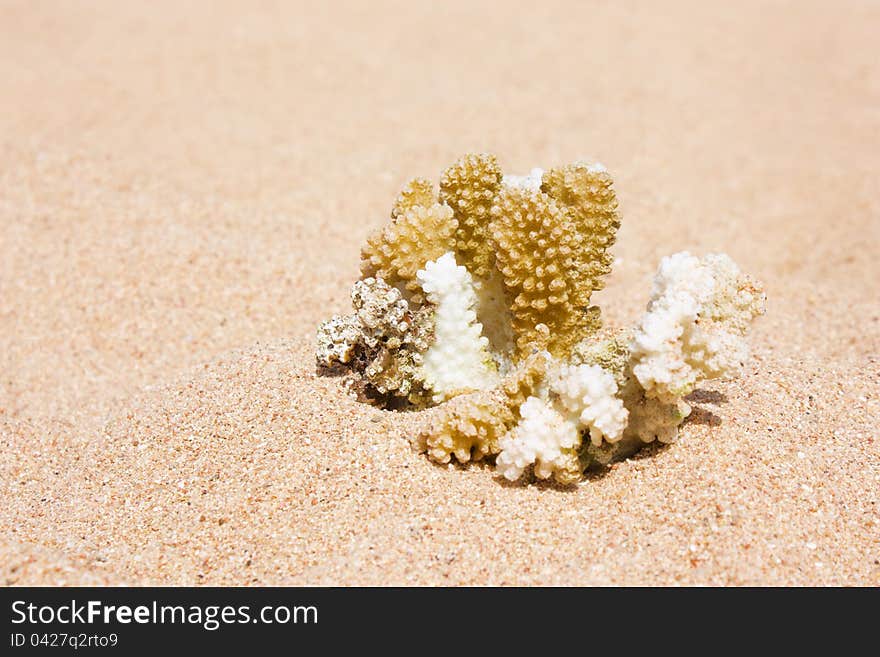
[581,440,674,482]
[315,363,345,378]
[683,387,728,427]
[685,389,729,405]
[684,405,722,427]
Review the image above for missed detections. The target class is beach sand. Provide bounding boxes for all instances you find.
[1,0,877,585]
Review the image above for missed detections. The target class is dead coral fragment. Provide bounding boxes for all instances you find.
[439,153,503,279]
[491,187,600,359]
[316,314,362,368]
[316,277,434,404]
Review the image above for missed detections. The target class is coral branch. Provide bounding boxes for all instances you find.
[496,363,627,483]
[439,153,503,279]
[490,186,600,359]
[630,252,766,404]
[361,194,456,305]
[541,162,621,309]
[416,252,499,403]
[419,351,548,464]
[391,177,435,220]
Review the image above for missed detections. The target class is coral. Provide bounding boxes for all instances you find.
[491,186,601,358]
[496,397,581,483]
[540,161,621,309]
[316,277,434,404]
[420,351,547,464]
[621,389,690,445]
[317,153,766,483]
[552,364,629,448]
[571,329,632,388]
[630,252,766,404]
[316,314,362,368]
[439,153,503,279]
[360,195,456,305]
[391,177,435,220]
[496,363,627,483]
[472,270,516,364]
[416,252,499,402]
[570,332,684,467]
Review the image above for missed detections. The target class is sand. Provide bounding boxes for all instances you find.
[1,1,877,586]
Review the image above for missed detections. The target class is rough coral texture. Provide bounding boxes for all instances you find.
[491,186,600,359]
[316,277,434,405]
[540,161,621,309]
[496,396,581,483]
[317,154,766,483]
[416,252,499,402]
[439,153,503,279]
[316,314,362,368]
[390,177,435,220]
[420,351,547,465]
[552,364,629,448]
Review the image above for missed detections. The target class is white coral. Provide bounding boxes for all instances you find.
[416,252,499,402]
[630,252,765,404]
[552,363,629,447]
[496,364,627,481]
[496,397,579,481]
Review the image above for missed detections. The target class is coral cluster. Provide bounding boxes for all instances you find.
[317,153,766,483]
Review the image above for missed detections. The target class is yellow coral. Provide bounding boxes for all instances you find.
[391,177,436,220]
[541,163,621,309]
[439,153,503,278]
[360,201,456,305]
[421,351,547,464]
[490,187,600,359]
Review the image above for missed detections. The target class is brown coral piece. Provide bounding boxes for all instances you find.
[490,187,600,359]
[540,163,621,309]
[421,351,547,464]
[360,201,456,305]
[439,153,503,278]
[316,277,435,406]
